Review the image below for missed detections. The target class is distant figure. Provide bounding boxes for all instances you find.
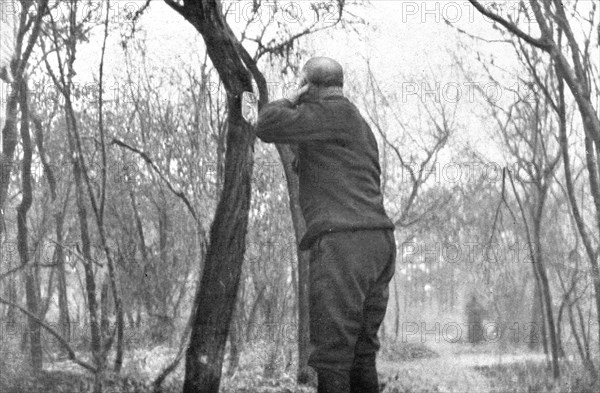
[255,57,396,393]
[466,294,485,344]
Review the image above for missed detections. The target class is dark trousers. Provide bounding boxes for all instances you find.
[308,229,396,392]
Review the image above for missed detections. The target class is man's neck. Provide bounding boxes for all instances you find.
[304,85,344,101]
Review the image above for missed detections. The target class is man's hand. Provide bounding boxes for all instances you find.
[287,83,310,106]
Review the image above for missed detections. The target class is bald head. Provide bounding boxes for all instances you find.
[301,57,344,88]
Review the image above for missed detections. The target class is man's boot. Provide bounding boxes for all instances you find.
[317,368,351,393]
[350,354,379,393]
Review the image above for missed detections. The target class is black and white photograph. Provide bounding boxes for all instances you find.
[0,1,599,392]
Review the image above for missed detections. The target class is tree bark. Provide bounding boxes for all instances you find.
[0,0,47,236]
[507,172,559,378]
[16,78,42,370]
[55,190,70,342]
[183,100,254,392]
[164,2,255,392]
[529,279,545,352]
[274,145,313,384]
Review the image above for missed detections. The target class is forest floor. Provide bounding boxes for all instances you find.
[1,339,599,392]
[377,340,587,393]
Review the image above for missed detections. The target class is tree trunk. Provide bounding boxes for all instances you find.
[394,274,400,340]
[0,0,46,239]
[532,202,559,378]
[509,172,558,377]
[16,78,42,370]
[100,274,110,340]
[529,274,545,352]
[170,8,256,392]
[63,78,103,391]
[0,82,19,230]
[183,97,254,392]
[226,312,241,377]
[55,209,71,342]
[274,145,313,384]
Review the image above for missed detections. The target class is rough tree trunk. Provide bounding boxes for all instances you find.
[532,199,559,377]
[16,78,42,370]
[0,83,19,229]
[183,94,254,392]
[167,3,256,391]
[529,280,545,352]
[55,207,71,342]
[274,145,313,384]
[0,0,47,238]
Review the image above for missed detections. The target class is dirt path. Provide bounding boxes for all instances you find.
[379,342,548,393]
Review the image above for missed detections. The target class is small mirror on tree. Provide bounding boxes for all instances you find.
[241,91,258,126]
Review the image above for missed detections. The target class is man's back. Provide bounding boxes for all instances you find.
[256,91,394,249]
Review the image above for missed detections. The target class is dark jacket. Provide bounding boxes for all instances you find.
[255,92,395,250]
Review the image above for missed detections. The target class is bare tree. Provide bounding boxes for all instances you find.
[0,0,48,238]
[467,0,600,362]
[361,62,453,340]
[40,1,125,389]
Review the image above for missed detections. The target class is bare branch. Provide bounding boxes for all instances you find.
[111,138,199,222]
[468,0,551,50]
[0,296,97,372]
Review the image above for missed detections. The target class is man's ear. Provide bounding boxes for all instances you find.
[298,83,312,103]
[298,70,309,88]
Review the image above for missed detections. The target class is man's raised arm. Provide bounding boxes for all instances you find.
[255,82,350,144]
[256,98,324,144]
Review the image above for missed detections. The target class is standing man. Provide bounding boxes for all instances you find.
[255,57,396,393]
